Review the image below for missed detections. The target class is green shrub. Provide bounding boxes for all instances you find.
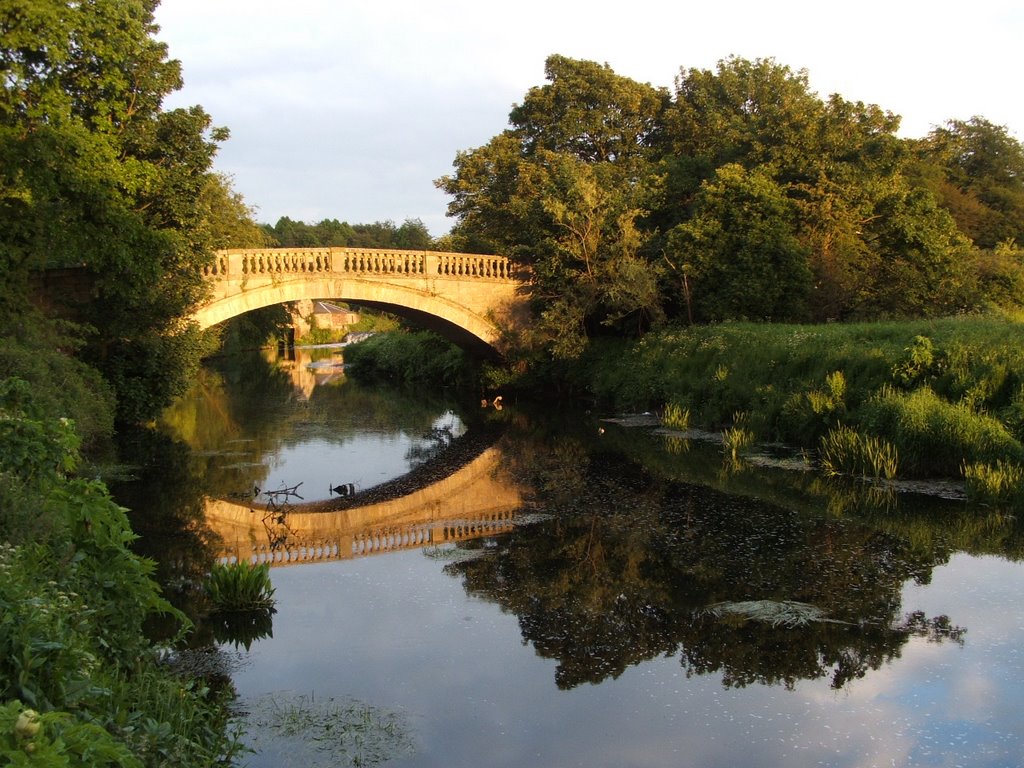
[344,330,477,389]
[860,386,1024,476]
[0,701,140,767]
[0,380,241,765]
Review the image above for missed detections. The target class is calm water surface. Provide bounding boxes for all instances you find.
[124,347,1024,768]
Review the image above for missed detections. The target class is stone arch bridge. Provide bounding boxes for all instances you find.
[194,247,530,354]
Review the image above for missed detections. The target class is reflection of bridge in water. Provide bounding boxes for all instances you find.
[204,444,523,566]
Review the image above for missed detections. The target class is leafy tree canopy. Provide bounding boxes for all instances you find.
[438,54,1024,358]
[1,0,258,424]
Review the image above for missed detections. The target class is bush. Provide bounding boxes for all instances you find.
[344,330,477,389]
[0,378,241,766]
[859,386,1024,477]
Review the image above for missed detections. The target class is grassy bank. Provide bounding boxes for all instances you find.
[580,314,1024,500]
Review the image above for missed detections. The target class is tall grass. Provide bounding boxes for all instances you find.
[722,412,755,464]
[662,403,691,430]
[819,425,899,480]
[582,315,1024,481]
[963,460,1024,506]
[860,386,1024,476]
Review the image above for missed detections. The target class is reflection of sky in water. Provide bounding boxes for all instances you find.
[260,434,418,499]
[231,550,1024,768]
[227,411,465,503]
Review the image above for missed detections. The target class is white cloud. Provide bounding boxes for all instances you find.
[154,0,1024,234]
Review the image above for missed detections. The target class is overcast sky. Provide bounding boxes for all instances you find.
[154,0,1023,236]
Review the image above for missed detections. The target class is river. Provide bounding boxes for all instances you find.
[114,344,1024,768]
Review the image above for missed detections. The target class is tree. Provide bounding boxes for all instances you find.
[0,0,241,423]
[915,117,1024,249]
[438,55,668,357]
[666,164,811,321]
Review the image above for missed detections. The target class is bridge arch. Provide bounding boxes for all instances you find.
[192,248,529,354]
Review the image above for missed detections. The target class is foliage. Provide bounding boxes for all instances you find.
[577,316,1024,482]
[204,561,276,612]
[264,216,433,250]
[0,700,140,768]
[0,381,240,765]
[819,425,899,480]
[666,163,811,321]
[343,330,479,389]
[0,317,115,450]
[914,117,1024,249]
[437,54,669,358]
[0,0,257,425]
[438,53,1024,360]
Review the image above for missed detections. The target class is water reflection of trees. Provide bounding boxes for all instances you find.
[447,429,973,691]
[158,350,477,499]
[112,426,224,644]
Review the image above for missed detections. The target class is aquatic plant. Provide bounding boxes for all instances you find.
[819,424,899,480]
[204,561,276,612]
[703,600,848,628]
[963,459,1024,507]
[722,412,754,464]
[244,692,415,767]
[662,403,690,431]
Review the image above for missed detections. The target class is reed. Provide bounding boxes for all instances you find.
[662,403,690,431]
[963,460,1024,506]
[722,412,755,464]
[819,425,899,480]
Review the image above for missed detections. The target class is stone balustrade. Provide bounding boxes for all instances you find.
[203,247,516,282]
[223,510,516,567]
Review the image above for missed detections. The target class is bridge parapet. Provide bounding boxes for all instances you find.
[204,248,516,282]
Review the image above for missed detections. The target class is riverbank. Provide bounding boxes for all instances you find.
[578,314,1024,502]
[346,313,1024,506]
[0,380,241,765]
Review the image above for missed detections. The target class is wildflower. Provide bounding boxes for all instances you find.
[15,709,40,739]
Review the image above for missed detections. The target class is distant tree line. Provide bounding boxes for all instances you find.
[437,55,1024,358]
[262,217,433,250]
